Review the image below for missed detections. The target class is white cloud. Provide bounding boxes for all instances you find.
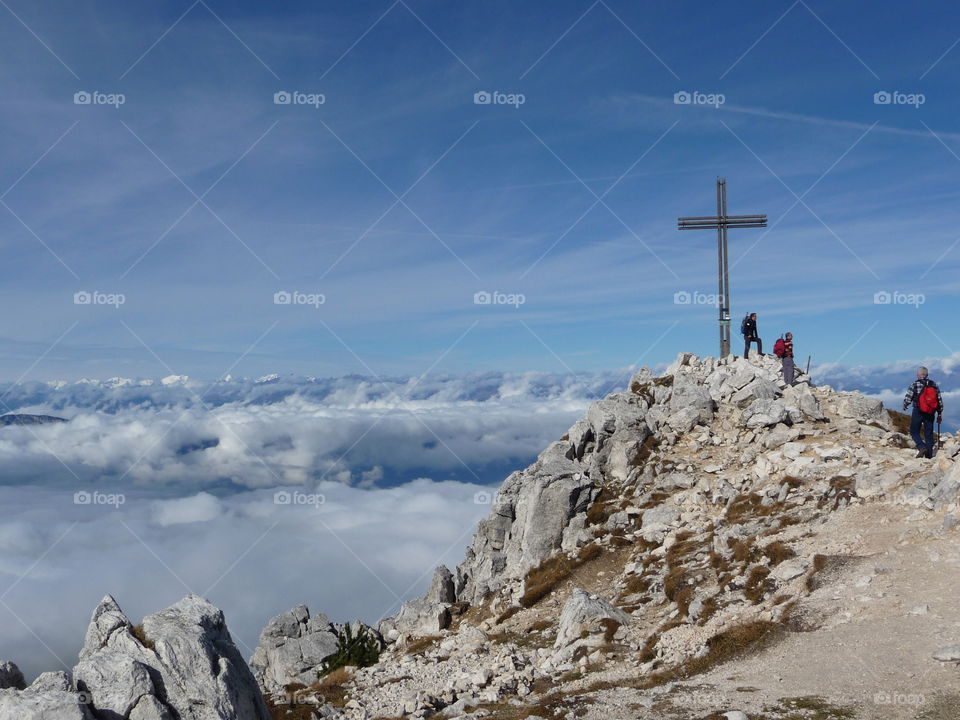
[152,492,224,526]
[0,479,492,682]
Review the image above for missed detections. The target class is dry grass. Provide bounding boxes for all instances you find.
[649,620,780,686]
[888,409,912,435]
[762,540,796,566]
[403,636,439,655]
[584,490,616,526]
[518,544,604,608]
[916,692,960,720]
[744,565,773,604]
[305,668,353,708]
[725,493,784,524]
[131,624,155,651]
[268,669,355,719]
[496,605,522,624]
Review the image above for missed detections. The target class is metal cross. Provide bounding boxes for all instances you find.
[678,178,766,358]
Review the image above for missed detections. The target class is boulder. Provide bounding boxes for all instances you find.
[600,427,651,482]
[731,377,778,409]
[833,393,889,429]
[0,687,93,720]
[554,589,631,649]
[76,594,271,720]
[740,399,790,428]
[669,381,715,424]
[253,604,380,691]
[933,644,960,663]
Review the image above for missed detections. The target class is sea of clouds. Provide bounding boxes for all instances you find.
[0,369,631,680]
[0,358,954,680]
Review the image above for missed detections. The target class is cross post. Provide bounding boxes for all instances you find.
[678,178,766,358]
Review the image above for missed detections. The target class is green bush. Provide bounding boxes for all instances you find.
[320,624,380,676]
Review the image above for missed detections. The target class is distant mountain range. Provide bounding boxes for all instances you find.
[0,414,67,426]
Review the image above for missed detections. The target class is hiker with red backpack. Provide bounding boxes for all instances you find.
[774,332,795,385]
[903,366,944,459]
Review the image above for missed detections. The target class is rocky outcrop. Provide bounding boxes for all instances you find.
[0,680,93,720]
[378,566,456,644]
[251,605,383,694]
[251,351,960,720]
[454,441,600,604]
[554,588,631,652]
[75,594,270,720]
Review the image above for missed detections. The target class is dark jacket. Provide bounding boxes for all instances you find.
[742,316,758,338]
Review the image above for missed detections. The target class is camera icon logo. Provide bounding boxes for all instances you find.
[74,490,92,505]
[274,91,292,105]
[473,490,495,504]
[274,490,292,505]
[473,290,492,305]
[673,290,692,305]
[74,291,92,305]
[274,290,292,305]
[674,91,692,105]
[74,91,91,105]
[874,290,892,304]
[873,91,892,105]
[474,91,492,105]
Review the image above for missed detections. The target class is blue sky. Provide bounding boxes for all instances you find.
[2,0,960,381]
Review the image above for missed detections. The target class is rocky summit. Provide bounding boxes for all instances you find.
[5,351,960,720]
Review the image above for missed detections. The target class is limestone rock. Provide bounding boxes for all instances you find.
[933,644,960,662]
[832,392,889,429]
[0,687,93,720]
[76,594,271,720]
[254,604,381,691]
[554,589,631,649]
[740,399,790,428]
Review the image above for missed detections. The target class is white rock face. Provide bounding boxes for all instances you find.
[554,588,631,650]
[252,604,384,693]
[0,687,93,720]
[832,392,889,429]
[76,594,271,720]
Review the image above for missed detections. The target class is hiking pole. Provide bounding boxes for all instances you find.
[805,356,811,376]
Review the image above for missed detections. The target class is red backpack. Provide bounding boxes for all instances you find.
[773,338,786,358]
[918,382,939,414]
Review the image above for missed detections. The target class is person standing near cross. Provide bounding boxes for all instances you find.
[740,312,763,359]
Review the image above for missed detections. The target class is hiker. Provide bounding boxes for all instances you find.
[741,312,763,359]
[902,366,943,459]
[774,332,795,385]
